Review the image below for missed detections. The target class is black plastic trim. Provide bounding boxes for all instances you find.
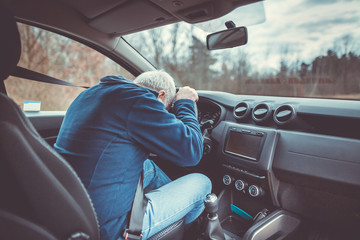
[242,210,300,240]
[273,130,360,194]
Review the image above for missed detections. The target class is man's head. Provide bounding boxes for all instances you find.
[134,70,176,110]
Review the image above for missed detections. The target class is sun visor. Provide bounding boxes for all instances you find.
[89,1,175,35]
[195,1,266,33]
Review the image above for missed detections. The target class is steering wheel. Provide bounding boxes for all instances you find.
[194,100,199,120]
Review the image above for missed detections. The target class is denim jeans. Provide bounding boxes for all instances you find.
[141,159,212,239]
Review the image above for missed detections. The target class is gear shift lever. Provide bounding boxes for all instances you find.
[204,193,225,240]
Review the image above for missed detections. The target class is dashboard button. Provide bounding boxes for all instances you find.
[223,175,232,186]
[249,185,263,197]
[235,179,248,191]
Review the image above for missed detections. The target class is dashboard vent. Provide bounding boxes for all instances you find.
[233,102,250,121]
[252,103,272,123]
[273,104,296,125]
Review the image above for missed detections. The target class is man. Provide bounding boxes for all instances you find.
[54,70,211,240]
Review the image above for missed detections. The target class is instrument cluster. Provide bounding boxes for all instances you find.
[197,100,222,131]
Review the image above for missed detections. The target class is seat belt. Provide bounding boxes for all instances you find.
[11,66,88,88]
[123,172,148,240]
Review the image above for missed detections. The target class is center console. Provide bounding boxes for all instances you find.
[211,121,277,205]
[210,122,300,239]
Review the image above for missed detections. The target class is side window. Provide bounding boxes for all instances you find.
[5,23,135,111]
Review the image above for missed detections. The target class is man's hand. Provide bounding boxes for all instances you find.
[175,86,199,102]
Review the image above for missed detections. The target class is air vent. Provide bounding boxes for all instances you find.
[252,103,272,123]
[233,102,250,121]
[273,105,296,125]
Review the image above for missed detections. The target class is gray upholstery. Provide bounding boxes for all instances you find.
[0,92,100,239]
[0,209,57,240]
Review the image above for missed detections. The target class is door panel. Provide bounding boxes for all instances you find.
[25,112,65,146]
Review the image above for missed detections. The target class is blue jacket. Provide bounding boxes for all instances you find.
[54,75,203,240]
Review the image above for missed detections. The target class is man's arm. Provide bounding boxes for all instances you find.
[127,88,203,167]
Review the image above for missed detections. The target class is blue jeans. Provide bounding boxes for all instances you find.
[141,160,212,239]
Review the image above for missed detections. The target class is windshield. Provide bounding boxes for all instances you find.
[124,0,360,100]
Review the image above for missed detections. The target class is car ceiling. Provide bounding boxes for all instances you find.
[61,0,261,35]
[2,0,261,36]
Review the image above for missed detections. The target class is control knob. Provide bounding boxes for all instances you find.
[248,185,264,197]
[222,175,232,186]
[235,179,248,191]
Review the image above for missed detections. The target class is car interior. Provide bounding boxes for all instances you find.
[1,0,360,240]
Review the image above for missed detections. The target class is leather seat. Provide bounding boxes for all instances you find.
[0,5,184,240]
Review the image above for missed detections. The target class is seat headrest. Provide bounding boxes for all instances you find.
[0,5,21,81]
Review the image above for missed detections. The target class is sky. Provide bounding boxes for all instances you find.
[242,0,360,73]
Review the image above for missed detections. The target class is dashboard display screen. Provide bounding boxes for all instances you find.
[225,131,263,161]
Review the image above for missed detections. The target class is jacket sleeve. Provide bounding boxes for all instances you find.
[127,97,203,167]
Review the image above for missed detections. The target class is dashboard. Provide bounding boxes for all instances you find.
[197,90,360,230]
[197,101,222,131]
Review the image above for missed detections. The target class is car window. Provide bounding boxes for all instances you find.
[124,0,360,100]
[5,23,135,111]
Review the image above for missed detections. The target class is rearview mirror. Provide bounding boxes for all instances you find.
[206,26,248,50]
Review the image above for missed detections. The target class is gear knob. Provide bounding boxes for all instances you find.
[204,193,226,240]
[204,193,219,216]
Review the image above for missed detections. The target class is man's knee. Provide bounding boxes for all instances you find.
[186,173,212,195]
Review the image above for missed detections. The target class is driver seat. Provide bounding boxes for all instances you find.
[0,5,184,240]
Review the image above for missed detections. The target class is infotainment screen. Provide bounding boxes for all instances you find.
[224,130,263,161]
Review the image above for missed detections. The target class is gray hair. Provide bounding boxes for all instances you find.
[134,70,176,107]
